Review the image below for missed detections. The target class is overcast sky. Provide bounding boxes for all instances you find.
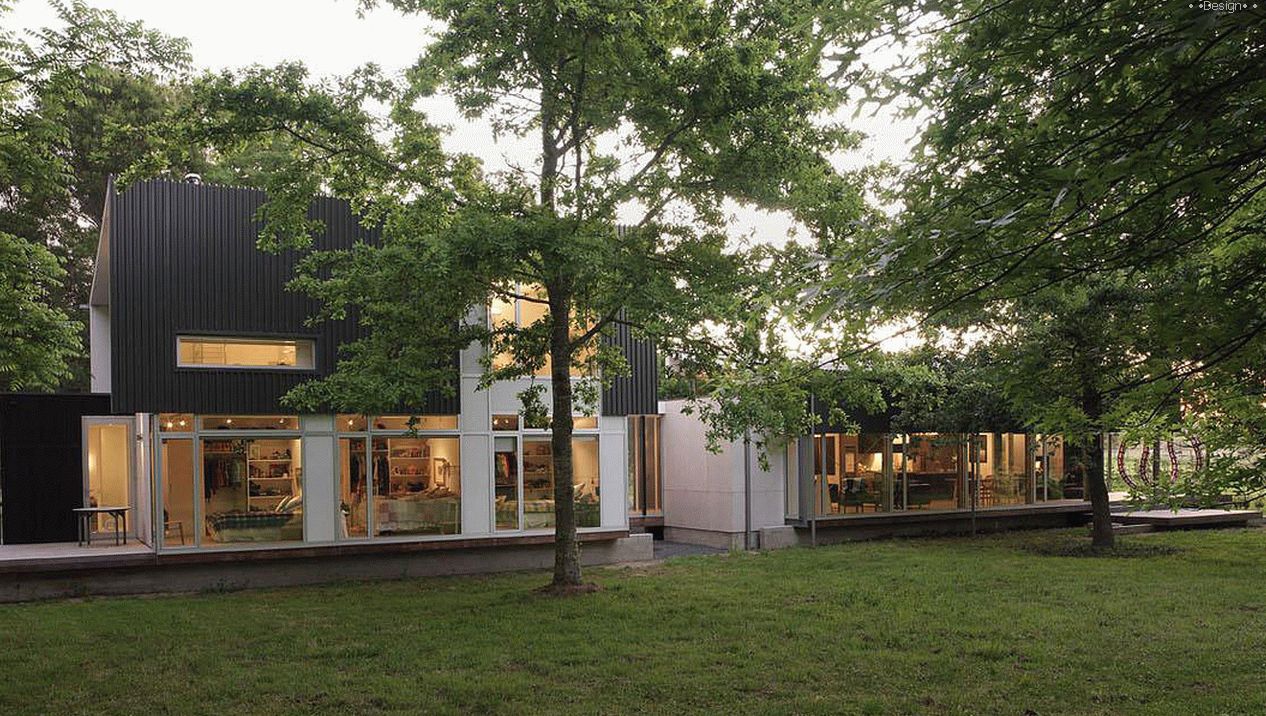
[10,0,919,245]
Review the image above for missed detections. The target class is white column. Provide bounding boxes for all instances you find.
[460,375,492,535]
[599,416,628,529]
[301,415,337,543]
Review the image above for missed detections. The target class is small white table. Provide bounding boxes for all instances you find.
[74,506,130,546]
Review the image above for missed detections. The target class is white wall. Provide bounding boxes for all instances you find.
[89,304,111,393]
[661,400,786,540]
[302,415,337,543]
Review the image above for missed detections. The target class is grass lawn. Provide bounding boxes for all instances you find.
[3,529,1266,715]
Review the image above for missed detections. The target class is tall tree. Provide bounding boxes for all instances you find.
[169,0,874,587]
[1,0,194,388]
[816,0,1266,546]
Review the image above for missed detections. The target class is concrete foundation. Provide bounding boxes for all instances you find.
[663,526,745,550]
[757,525,799,550]
[0,534,653,603]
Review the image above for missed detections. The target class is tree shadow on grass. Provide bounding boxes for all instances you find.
[1014,532,1183,558]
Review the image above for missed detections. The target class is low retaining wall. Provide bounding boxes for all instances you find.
[0,533,652,603]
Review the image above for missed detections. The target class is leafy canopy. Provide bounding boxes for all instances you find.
[0,0,191,389]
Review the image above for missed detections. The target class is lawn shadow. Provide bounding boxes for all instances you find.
[1013,531,1183,558]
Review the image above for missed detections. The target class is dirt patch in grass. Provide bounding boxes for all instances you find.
[534,582,604,597]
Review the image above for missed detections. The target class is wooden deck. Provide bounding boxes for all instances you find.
[790,500,1093,543]
[0,542,155,572]
[1111,508,1261,529]
[0,530,646,602]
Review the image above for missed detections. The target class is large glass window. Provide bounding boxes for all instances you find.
[372,436,461,535]
[339,437,370,538]
[628,415,662,517]
[202,437,303,545]
[202,415,298,430]
[521,436,600,529]
[897,434,961,510]
[177,336,315,369]
[489,285,592,377]
[1035,435,1067,500]
[974,433,1028,506]
[813,433,886,515]
[160,439,194,547]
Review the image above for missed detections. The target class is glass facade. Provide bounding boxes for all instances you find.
[202,437,303,545]
[146,411,608,551]
[807,431,1082,518]
[975,433,1028,506]
[628,415,662,517]
[898,434,961,511]
[373,436,461,535]
[1035,434,1069,500]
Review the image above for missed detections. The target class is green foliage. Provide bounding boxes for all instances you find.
[0,0,195,389]
[816,0,1266,513]
[0,233,80,389]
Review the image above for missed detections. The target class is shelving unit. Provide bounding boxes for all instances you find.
[522,441,553,501]
[247,441,299,509]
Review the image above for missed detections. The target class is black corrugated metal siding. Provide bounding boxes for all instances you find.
[0,393,113,543]
[109,179,458,415]
[601,318,658,416]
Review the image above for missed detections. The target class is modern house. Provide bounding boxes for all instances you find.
[658,399,1091,549]
[0,177,661,598]
[0,177,1099,601]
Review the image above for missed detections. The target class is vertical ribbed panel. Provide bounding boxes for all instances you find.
[108,178,459,415]
[600,317,658,416]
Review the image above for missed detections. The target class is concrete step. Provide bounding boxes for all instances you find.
[1110,523,1155,535]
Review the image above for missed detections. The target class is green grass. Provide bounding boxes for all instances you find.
[4,529,1266,715]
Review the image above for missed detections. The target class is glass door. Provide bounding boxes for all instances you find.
[494,436,520,530]
[82,417,135,538]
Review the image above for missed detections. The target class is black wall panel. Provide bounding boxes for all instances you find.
[108,179,457,415]
[108,178,655,417]
[601,318,658,416]
[0,393,112,544]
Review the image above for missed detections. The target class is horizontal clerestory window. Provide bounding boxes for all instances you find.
[177,336,315,370]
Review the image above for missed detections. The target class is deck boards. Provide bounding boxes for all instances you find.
[1112,508,1260,528]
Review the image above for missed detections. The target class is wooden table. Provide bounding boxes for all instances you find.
[74,506,130,546]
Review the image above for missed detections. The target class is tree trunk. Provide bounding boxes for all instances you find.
[547,283,582,586]
[1082,389,1114,548]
